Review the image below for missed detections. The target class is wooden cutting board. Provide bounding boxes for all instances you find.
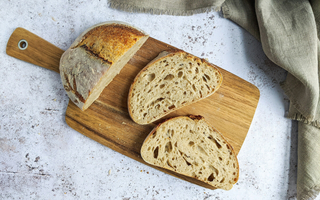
[6,27,260,190]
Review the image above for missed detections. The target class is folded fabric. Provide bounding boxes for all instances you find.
[222,1,320,199]
[109,0,225,15]
[109,0,320,199]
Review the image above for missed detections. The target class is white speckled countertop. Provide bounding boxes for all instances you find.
[1,1,316,200]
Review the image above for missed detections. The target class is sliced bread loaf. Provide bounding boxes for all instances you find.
[60,21,149,110]
[128,50,222,124]
[140,115,239,190]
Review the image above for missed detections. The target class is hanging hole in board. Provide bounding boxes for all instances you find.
[18,39,28,50]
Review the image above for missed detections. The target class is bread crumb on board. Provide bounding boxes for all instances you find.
[108,169,111,175]
[122,122,126,125]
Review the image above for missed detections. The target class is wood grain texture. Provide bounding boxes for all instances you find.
[6,27,63,73]
[6,28,260,190]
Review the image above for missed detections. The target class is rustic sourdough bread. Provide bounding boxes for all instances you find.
[60,21,149,110]
[141,115,239,190]
[128,50,222,124]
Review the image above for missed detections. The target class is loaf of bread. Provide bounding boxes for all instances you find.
[60,21,149,110]
[141,115,239,190]
[128,50,222,124]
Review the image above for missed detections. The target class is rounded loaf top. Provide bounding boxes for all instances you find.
[71,21,147,65]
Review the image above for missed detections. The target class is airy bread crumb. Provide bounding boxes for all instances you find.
[140,115,239,190]
[128,50,222,124]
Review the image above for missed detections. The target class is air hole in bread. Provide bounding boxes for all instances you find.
[208,173,215,182]
[169,129,174,137]
[219,157,223,161]
[160,84,165,89]
[165,141,173,153]
[155,97,164,103]
[192,85,197,92]
[213,139,222,149]
[164,74,174,81]
[183,91,187,95]
[197,145,208,156]
[195,67,199,74]
[167,160,174,168]
[209,165,219,176]
[178,71,183,78]
[143,113,147,117]
[185,159,192,166]
[153,146,159,159]
[220,178,225,183]
[155,104,160,110]
[174,142,177,147]
[206,84,210,91]
[152,131,157,138]
[189,141,195,146]
[168,105,176,110]
[199,91,203,98]
[204,74,211,81]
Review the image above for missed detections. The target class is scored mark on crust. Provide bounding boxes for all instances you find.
[79,44,113,65]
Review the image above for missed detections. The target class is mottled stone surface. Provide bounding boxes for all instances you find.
[0,0,314,199]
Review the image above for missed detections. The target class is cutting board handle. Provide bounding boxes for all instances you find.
[6,27,64,73]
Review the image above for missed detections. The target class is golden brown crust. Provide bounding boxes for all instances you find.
[76,24,145,64]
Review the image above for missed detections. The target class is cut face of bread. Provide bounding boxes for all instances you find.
[60,21,149,110]
[141,115,239,190]
[128,50,222,124]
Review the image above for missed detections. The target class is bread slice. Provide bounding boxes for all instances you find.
[60,21,149,110]
[128,50,222,124]
[141,115,239,190]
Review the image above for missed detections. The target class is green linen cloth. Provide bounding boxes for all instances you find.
[109,0,320,199]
